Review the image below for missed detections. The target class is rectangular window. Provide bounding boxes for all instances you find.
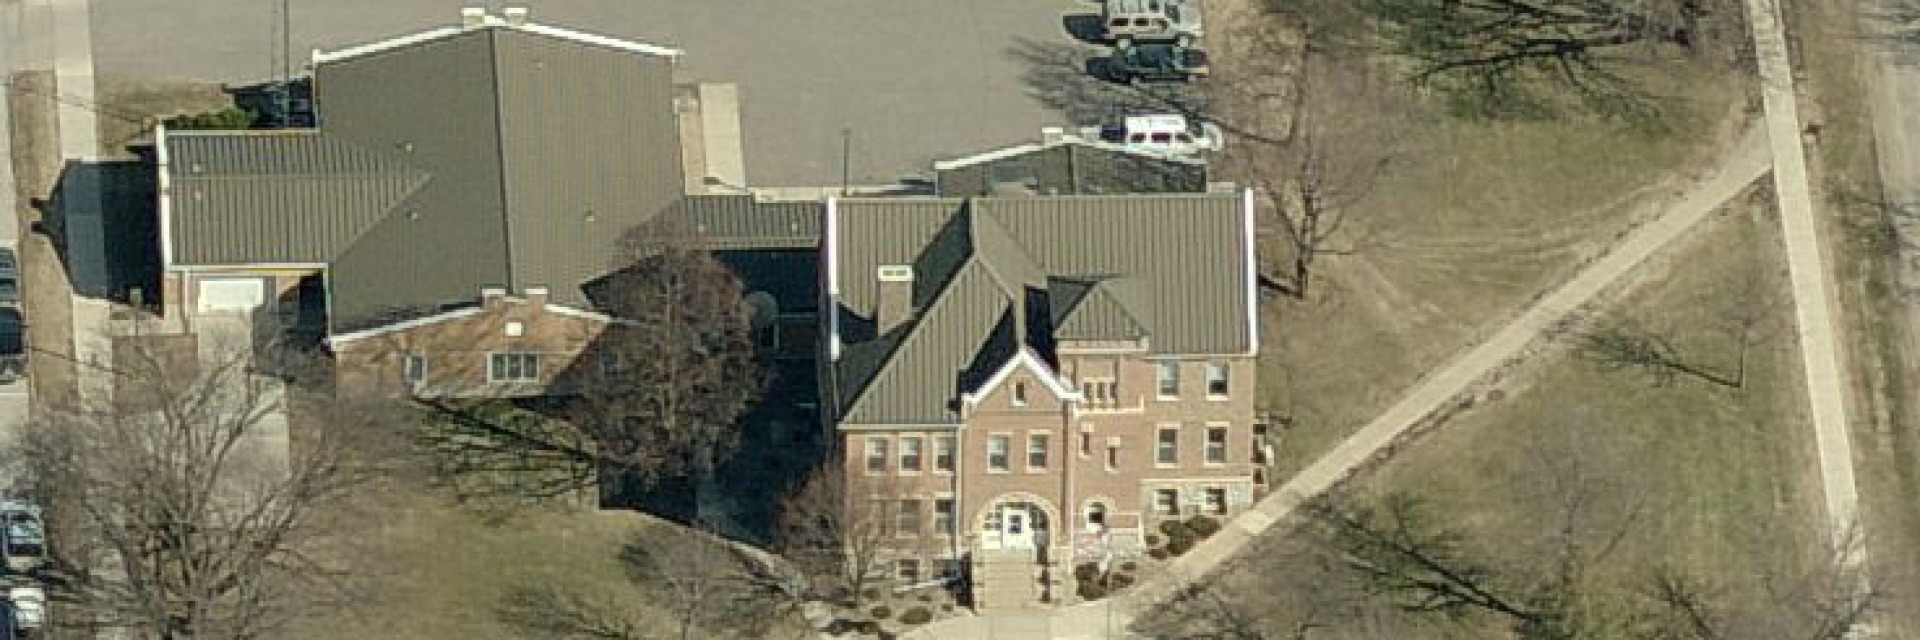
[1107,444,1120,471]
[896,499,922,536]
[897,558,921,582]
[1156,425,1179,465]
[1012,382,1028,407]
[866,437,890,474]
[899,436,923,472]
[402,353,428,386]
[1207,362,1230,398]
[1204,488,1227,515]
[1156,362,1180,398]
[487,352,541,383]
[1155,488,1179,515]
[1252,423,1269,465]
[933,498,956,535]
[936,558,962,579]
[1080,431,1093,457]
[1205,426,1229,464]
[934,436,956,472]
[987,435,1010,472]
[1027,433,1049,470]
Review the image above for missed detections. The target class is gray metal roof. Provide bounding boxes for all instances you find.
[829,193,1252,424]
[164,25,706,332]
[165,132,427,264]
[934,141,1209,197]
[670,196,822,249]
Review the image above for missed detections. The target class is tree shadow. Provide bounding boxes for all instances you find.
[1864,0,1920,65]
[1005,36,1208,126]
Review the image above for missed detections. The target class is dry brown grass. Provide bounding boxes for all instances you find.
[90,75,230,156]
[1251,58,1747,482]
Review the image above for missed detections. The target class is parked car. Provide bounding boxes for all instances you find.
[0,248,18,309]
[1105,41,1210,83]
[0,308,22,360]
[1094,114,1223,156]
[7,585,43,631]
[0,501,44,573]
[1102,0,1203,46]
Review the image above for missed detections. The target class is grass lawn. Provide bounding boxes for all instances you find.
[1254,58,1747,483]
[1353,200,1824,632]
[280,477,801,640]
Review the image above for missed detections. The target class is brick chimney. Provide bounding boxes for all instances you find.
[523,286,549,309]
[876,266,915,335]
[480,287,507,311]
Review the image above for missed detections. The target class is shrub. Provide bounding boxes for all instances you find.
[878,632,897,640]
[1120,561,1139,573]
[854,619,881,634]
[862,588,883,601]
[870,606,894,620]
[164,107,258,130]
[941,603,955,612]
[901,607,934,626]
[1158,519,1192,540]
[1110,573,1136,589]
[1074,563,1101,583]
[1166,533,1196,556]
[1144,533,1162,547]
[823,618,857,634]
[1147,547,1170,560]
[916,593,933,602]
[1188,515,1222,538]
[1076,580,1109,601]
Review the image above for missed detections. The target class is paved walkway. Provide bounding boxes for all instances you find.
[1742,0,1874,586]
[906,129,1773,639]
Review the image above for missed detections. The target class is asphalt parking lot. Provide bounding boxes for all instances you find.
[87,0,1109,187]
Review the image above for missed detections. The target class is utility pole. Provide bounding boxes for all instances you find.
[279,0,292,127]
[840,128,852,197]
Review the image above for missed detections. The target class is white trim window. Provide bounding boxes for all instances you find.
[934,435,956,473]
[1206,362,1230,399]
[933,497,956,535]
[1012,381,1029,407]
[987,435,1011,472]
[866,437,891,474]
[1155,425,1179,466]
[487,352,541,383]
[899,436,924,473]
[402,352,428,387]
[896,558,922,582]
[1155,362,1180,399]
[1205,425,1229,465]
[1203,487,1227,515]
[1154,488,1179,515]
[896,499,922,537]
[1027,433,1049,470]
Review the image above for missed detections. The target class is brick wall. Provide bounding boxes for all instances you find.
[331,288,617,399]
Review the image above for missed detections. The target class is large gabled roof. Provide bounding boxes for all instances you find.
[162,12,697,332]
[827,192,1255,425]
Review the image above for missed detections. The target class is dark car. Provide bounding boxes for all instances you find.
[1105,41,1210,83]
[0,308,22,358]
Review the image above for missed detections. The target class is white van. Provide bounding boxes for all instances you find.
[1102,0,1204,46]
[1092,114,1223,157]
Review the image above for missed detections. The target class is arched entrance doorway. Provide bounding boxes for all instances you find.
[976,493,1060,552]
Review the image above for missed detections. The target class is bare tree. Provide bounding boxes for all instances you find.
[1360,0,1740,120]
[572,220,763,495]
[22,334,392,639]
[774,458,900,607]
[1575,321,1744,388]
[497,584,650,640]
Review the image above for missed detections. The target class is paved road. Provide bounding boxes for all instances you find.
[84,0,1095,187]
[906,129,1775,639]
[1744,0,1877,604]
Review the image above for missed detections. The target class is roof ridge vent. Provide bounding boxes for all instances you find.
[460,7,489,28]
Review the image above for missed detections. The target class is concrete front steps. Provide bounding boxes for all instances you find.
[971,548,1054,612]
